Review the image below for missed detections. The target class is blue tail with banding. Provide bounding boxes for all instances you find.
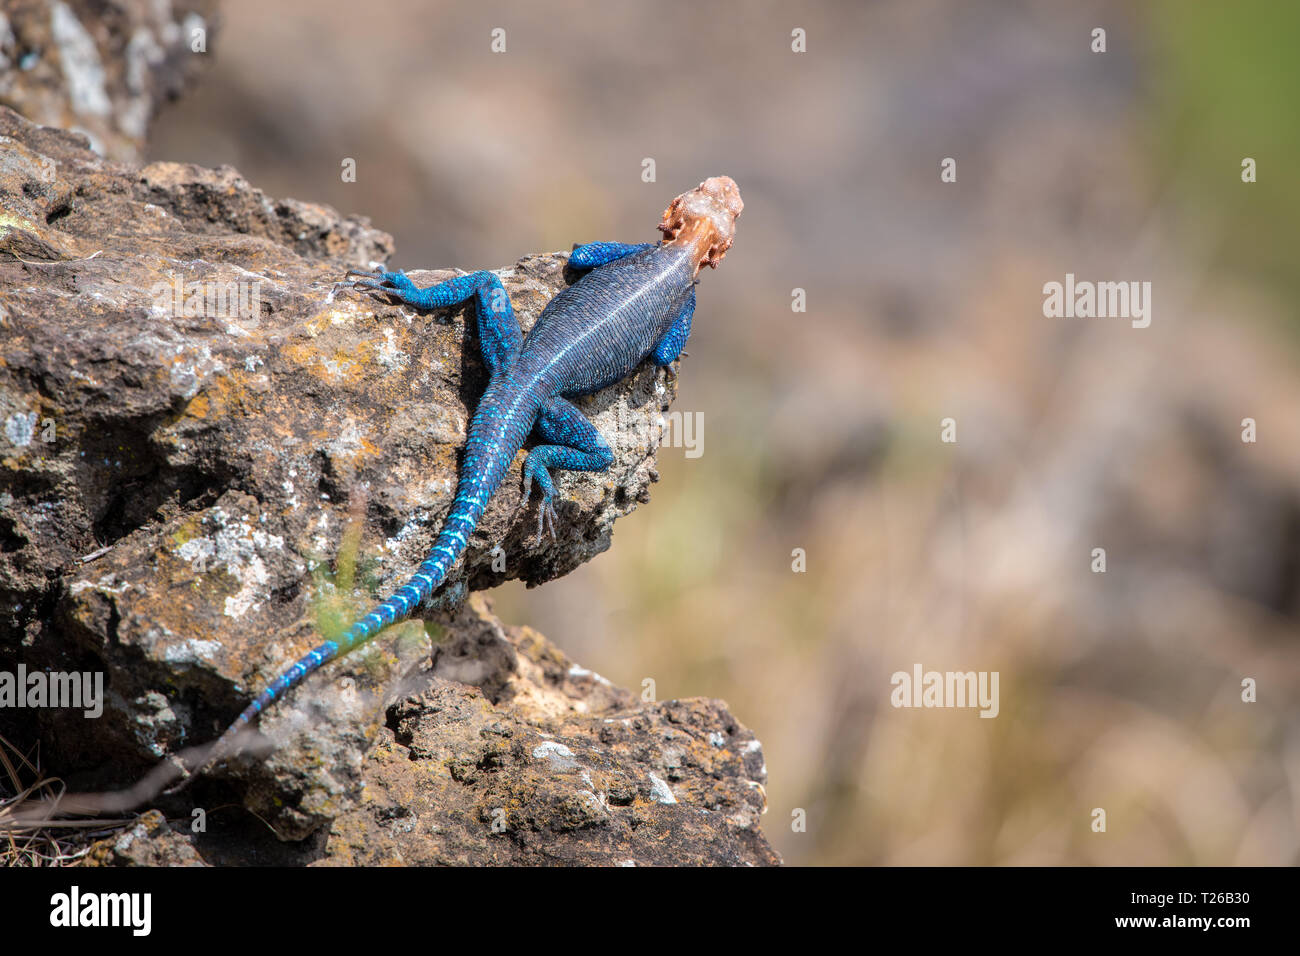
[184,484,493,780]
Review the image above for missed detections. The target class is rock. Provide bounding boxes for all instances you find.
[0,105,777,863]
[328,596,775,866]
[133,596,775,866]
[0,0,219,162]
[83,810,205,866]
[75,597,775,865]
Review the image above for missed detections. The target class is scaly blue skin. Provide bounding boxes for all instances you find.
[188,239,700,776]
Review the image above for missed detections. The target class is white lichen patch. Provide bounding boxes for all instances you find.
[162,638,223,664]
[648,773,678,805]
[324,418,370,463]
[68,574,131,596]
[310,507,332,553]
[4,411,37,447]
[175,507,285,618]
[384,508,434,554]
[532,740,579,771]
[318,357,353,381]
[169,344,225,399]
[567,664,613,687]
[376,328,405,369]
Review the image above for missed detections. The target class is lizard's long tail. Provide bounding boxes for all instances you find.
[178,410,526,785]
[213,493,483,737]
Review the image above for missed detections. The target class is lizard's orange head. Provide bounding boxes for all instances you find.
[658,176,743,274]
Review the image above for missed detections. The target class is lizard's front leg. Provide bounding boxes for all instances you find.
[522,398,614,541]
[568,241,654,269]
[652,290,696,366]
[344,268,521,375]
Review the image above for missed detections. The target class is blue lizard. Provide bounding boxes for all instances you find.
[180,177,743,780]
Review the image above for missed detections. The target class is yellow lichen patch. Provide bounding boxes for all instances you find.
[326,307,361,328]
[183,394,210,419]
[0,211,40,236]
[424,443,461,476]
[280,339,379,388]
[353,433,382,465]
[204,370,261,418]
[301,304,372,336]
[301,314,330,338]
[166,367,266,430]
[170,515,202,548]
[514,626,567,667]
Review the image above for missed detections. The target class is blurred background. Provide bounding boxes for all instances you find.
[147,0,1300,865]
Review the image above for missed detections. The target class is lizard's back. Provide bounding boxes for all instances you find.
[517,243,695,396]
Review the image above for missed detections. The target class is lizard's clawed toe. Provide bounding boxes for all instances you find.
[342,268,405,301]
[533,498,558,544]
[344,267,394,281]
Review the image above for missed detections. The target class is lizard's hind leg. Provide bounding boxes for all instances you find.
[345,268,521,374]
[568,241,654,269]
[522,398,614,541]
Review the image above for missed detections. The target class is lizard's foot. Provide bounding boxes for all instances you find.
[534,496,558,544]
[522,461,559,544]
[533,494,559,546]
[341,267,416,302]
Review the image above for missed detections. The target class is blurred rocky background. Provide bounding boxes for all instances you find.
[0,0,219,160]
[8,0,1300,865]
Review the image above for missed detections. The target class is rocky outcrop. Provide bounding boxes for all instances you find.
[0,105,777,864]
[79,596,775,867]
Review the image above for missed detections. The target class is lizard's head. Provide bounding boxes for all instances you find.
[658,176,743,275]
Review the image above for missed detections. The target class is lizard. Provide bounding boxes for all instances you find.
[175,176,743,783]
